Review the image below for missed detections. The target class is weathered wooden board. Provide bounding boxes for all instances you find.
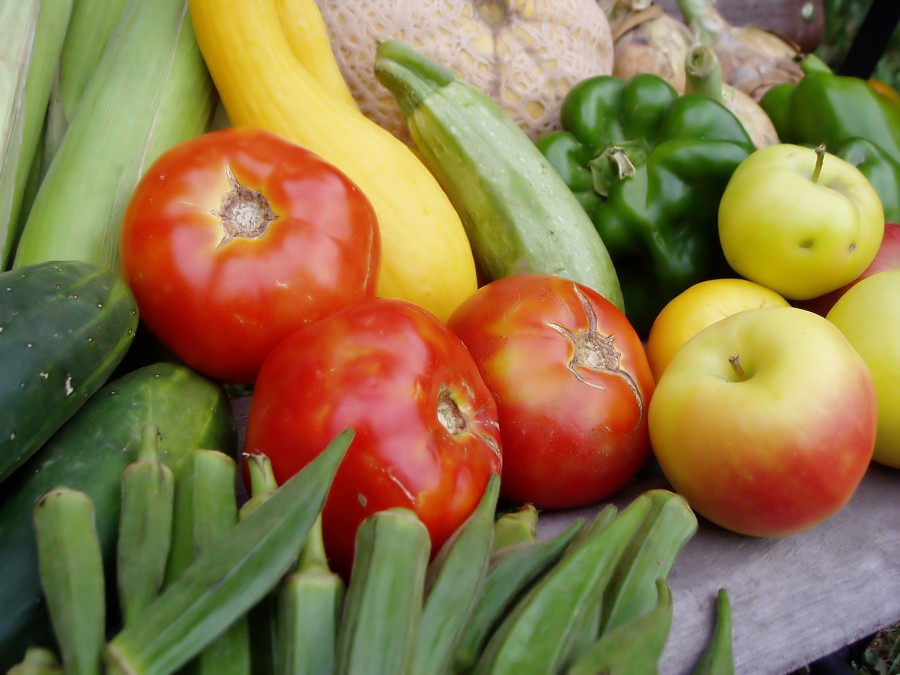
[538,463,900,674]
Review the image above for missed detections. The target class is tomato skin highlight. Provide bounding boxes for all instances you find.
[244,297,502,578]
[447,274,655,510]
[119,127,381,383]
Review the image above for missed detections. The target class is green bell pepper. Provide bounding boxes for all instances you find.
[536,73,755,336]
[760,69,900,222]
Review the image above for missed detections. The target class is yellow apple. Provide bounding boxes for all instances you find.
[718,143,884,300]
[649,306,877,537]
[645,278,789,381]
[797,222,900,316]
[827,268,900,468]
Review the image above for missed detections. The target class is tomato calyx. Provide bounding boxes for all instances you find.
[214,166,278,246]
[547,285,645,423]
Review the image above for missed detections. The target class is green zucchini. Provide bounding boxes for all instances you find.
[373,39,624,311]
[0,260,138,483]
[0,361,236,672]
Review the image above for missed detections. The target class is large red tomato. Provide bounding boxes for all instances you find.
[119,127,380,383]
[447,274,654,509]
[243,297,502,577]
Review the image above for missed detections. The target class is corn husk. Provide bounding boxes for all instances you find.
[0,0,73,270]
[12,0,218,272]
[42,0,131,170]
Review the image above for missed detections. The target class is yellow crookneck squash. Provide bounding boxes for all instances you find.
[274,0,358,110]
[187,0,478,322]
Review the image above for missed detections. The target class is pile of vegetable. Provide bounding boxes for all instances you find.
[9,430,736,675]
[1,0,899,672]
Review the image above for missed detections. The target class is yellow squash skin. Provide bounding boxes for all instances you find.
[274,0,358,109]
[187,0,478,321]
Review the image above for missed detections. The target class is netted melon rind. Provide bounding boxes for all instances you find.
[316,0,614,143]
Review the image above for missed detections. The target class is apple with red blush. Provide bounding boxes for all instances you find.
[796,222,900,316]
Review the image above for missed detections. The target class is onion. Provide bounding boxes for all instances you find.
[603,1,694,92]
[684,43,780,148]
[676,0,805,101]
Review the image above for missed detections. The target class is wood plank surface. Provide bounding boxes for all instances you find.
[538,462,900,674]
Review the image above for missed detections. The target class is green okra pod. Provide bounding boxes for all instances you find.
[600,489,698,635]
[490,503,538,554]
[241,452,281,675]
[239,452,279,521]
[166,448,248,675]
[453,517,585,672]
[165,448,239,584]
[567,578,673,675]
[691,588,735,675]
[473,498,651,675]
[276,514,343,675]
[335,507,431,675]
[32,487,105,675]
[116,423,175,626]
[411,474,500,675]
[103,428,354,675]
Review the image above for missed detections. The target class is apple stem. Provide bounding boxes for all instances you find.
[729,354,748,381]
[811,144,826,183]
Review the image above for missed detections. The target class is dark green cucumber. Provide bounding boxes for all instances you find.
[0,260,139,483]
[373,39,624,311]
[0,362,236,672]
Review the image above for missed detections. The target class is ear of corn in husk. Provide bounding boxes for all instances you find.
[0,0,73,271]
[41,0,131,171]
[12,0,218,273]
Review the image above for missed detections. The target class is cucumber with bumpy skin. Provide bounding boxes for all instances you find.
[0,362,236,672]
[0,260,138,483]
[373,39,624,311]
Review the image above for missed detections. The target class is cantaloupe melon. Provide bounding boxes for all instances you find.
[315,0,615,142]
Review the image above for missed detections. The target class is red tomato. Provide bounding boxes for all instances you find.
[119,127,381,383]
[447,274,654,509]
[243,297,502,577]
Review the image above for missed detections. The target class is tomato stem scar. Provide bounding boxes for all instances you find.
[214,166,278,246]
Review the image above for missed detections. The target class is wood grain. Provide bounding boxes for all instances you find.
[538,463,900,674]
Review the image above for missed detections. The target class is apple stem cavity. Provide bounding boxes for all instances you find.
[729,354,748,381]
[811,144,827,184]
